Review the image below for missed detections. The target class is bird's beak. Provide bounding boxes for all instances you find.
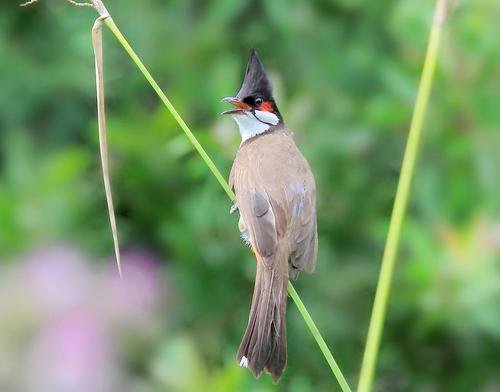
[221,96,250,115]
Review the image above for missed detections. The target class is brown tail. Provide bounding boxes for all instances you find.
[237,261,288,382]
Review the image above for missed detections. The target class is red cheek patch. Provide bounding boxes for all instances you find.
[258,101,274,112]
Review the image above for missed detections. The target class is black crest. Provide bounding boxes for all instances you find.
[236,48,273,100]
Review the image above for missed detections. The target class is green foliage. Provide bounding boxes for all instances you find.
[0,0,499,390]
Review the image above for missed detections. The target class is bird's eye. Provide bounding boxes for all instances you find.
[254,97,263,106]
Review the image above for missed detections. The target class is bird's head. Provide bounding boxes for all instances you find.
[222,48,282,143]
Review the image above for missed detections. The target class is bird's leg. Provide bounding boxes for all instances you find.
[230,202,238,214]
[238,216,251,248]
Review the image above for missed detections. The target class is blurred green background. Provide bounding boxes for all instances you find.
[1,0,499,391]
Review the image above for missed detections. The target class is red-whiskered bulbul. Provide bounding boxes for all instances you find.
[222,48,318,382]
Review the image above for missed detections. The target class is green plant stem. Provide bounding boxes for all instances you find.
[101,11,351,392]
[288,282,351,391]
[357,1,447,391]
[104,18,234,201]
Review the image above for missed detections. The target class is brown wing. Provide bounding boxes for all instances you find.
[230,154,278,268]
[287,180,317,278]
[230,129,317,275]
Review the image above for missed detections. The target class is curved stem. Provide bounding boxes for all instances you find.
[92,15,122,278]
[357,1,448,391]
[104,18,235,201]
[288,282,352,392]
[101,8,350,391]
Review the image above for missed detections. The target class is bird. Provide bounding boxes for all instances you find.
[222,48,318,382]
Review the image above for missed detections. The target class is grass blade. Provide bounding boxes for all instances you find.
[92,14,122,278]
[104,18,235,201]
[357,1,448,390]
[288,282,351,391]
[102,12,351,392]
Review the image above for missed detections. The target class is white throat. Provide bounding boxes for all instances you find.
[232,110,280,143]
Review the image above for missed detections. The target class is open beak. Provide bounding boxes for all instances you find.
[221,96,250,115]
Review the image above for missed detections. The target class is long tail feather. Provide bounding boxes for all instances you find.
[237,261,288,382]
